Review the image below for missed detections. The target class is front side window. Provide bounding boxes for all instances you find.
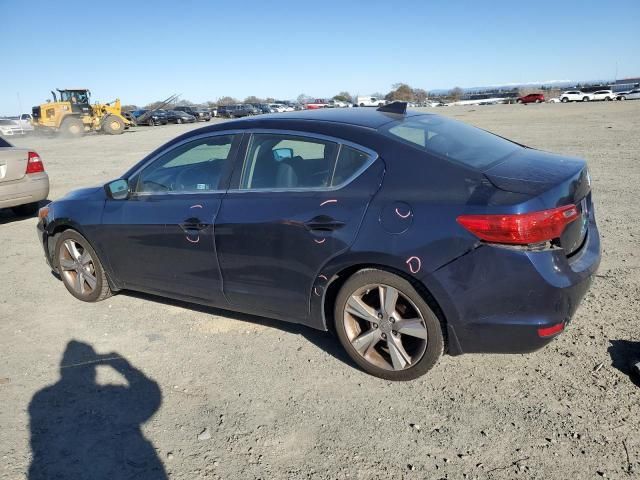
[382,115,521,170]
[135,135,237,194]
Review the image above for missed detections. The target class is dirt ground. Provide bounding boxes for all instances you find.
[1,102,639,479]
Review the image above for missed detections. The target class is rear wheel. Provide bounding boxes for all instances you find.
[147,118,155,126]
[582,97,589,102]
[11,202,39,217]
[334,269,444,380]
[60,117,84,137]
[561,97,569,103]
[517,99,523,104]
[102,115,125,135]
[176,118,183,124]
[535,99,541,103]
[55,230,112,302]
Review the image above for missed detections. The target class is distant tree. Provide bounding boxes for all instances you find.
[370,92,386,99]
[449,86,464,101]
[121,104,138,112]
[176,99,195,106]
[216,96,238,106]
[144,101,167,110]
[412,88,429,104]
[244,96,263,104]
[297,93,313,104]
[265,97,276,103]
[205,100,218,109]
[333,91,353,102]
[386,83,415,102]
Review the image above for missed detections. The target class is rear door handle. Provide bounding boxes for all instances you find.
[179,217,208,233]
[304,215,345,232]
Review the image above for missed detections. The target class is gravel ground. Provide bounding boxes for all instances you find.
[1,102,639,479]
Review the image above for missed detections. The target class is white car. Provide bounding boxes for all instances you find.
[560,91,592,102]
[327,99,352,108]
[617,89,640,100]
[8,113,34,132]
[547,97,561,103]
[269,104,286,113]
[356,96,386,107]
[0,119,27,136]
[590,90,615,101]
[0,138,49,216]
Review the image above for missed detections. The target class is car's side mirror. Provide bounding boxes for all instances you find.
[105,179,130,200]
[273,148,293,161]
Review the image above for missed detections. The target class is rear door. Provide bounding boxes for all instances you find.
[101,132,241,302]
[215,131,384,321]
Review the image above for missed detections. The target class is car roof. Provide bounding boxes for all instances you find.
[230,107,427,129]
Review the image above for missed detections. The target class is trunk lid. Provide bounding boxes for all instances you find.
[484,148,591,255]
[0,147,28,183]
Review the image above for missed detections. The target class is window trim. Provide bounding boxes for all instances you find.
[230,129,378,194]
[127,130,244,197]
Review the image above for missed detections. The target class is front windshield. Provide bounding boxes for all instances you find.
[381,114,521,170]
[60,90,89,103]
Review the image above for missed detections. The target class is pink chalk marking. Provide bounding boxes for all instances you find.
[186,235,200,244]
[314,238,326,244]
[318,274,328,281]
[190,204,203,209]
[395,207,411,219]
[406,256,422,274]
[320,199,338,206]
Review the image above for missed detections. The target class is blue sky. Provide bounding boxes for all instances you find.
[2,0,639,114]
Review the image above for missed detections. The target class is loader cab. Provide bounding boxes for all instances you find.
[57,89,91,114]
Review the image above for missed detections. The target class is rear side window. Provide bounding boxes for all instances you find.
[381,115,521,169]
[240,134,338,189]
[332,145,370,185]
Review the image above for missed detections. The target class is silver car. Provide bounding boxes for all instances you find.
[0,137,49,216]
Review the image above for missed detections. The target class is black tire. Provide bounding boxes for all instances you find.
[605,97,612,101]
[535,99,541,103]
[561,97,569,103]
[517,99,523,104]
[582,97,589,102]
[60,117,84,137]
[618,96,626,101]
[334,268,444,381]
[54,230,112,302]
[148,118,155,126]
[177,118,183,124]
[11,202,39,217]
[102,115,125,135]
[360,103,365,107]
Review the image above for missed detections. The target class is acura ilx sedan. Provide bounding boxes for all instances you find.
[37,103,600,380]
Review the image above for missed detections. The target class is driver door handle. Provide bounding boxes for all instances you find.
[304,215,345,232]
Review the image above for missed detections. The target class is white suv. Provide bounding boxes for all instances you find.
[590,90,615,101]
[560,91,592,102]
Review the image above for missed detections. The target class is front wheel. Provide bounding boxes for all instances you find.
[55,230,112,302]
[582,97,590,102]
[618,96,626,101]
[334,269,444,380]
[561,97,569,103]
[102,115,125,135]
[177,118,182,124]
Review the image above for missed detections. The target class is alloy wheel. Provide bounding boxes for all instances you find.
[342,284,428,371]
[58,239,98,297]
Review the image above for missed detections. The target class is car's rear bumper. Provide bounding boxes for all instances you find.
[0,173,49,209]
[424,217,600,355]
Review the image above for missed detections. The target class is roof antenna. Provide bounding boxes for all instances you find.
[377,101,407,114]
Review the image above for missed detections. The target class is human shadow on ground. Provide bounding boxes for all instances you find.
[608,340,640,387]
[28,340,167,479]
[123,290,357,371]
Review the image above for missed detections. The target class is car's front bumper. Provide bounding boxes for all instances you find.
[424,217,601,355]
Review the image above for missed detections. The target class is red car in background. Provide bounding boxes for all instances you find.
[305,99,329,109]
[517,93,545,104]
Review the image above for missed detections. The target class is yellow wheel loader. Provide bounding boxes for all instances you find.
[31,89,133,137]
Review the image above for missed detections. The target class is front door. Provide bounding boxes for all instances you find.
[216,132,383,321]
[101,133,241,303]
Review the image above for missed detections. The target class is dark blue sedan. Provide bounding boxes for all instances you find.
[36,104,600,380]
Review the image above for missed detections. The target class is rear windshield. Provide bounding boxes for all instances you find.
[381,115,521,169]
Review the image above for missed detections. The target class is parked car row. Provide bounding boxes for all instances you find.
[522,89,640,104]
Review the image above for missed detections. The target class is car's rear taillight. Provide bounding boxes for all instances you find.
[456,205,579,245]
[26,151,44,174]
[538,322,565,337]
